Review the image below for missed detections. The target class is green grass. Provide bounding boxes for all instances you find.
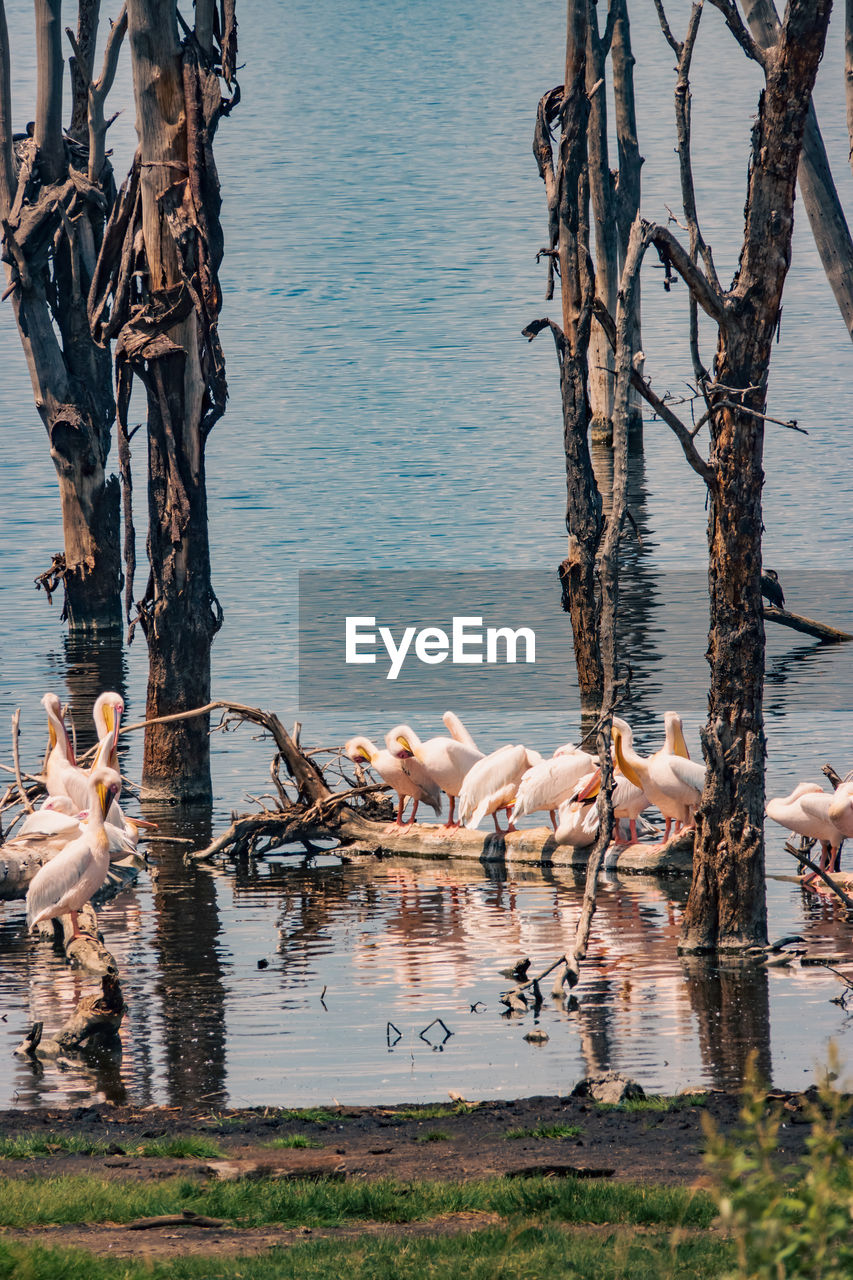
[0,1134,110,1159]
[0,1172,715,1231]
[0,1226,732,1280]
[265,1135,324,1150]
[132,1137,225,1159]
[596,1094,708,1114]
[505,1123,582,1140]
[0,1228,732,1280]
[390,1103,472,1121]
[414,1130,451,1143]
[0,1134,224,1161]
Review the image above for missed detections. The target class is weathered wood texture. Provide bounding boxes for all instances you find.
[740,0,853,341]
[681,0,833,952]
[0,0,123,629]
[763,606,852,644]
[528,0,604,716]
[92,0,236,799]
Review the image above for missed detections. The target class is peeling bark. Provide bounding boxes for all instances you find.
[0,0,124,630]
[680,0,834,952]
[90,2,236,798]
[528,1,604,716]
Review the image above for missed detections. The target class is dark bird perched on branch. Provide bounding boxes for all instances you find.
[761,569,785,610]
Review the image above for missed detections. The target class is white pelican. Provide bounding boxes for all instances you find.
[385,724,483,828]
[828,779,853,840]
[345,736,441,826]
[41,693,80,799]
[442,711,481,753]
[19,793,136,857]
[510,746,599,831]
[457,744,543,833]
[553,773,600,847]
[26,766,122,940]
[767,783,845,882]
[573,766,649,845]
[612,714,704,842]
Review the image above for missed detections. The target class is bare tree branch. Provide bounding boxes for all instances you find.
[34,0,65,183]
[647,223,728,324]
[674,4,722,293]
[0,0,14,220]
[652,0,682,57]
[194,0,214,56]
[593,295,716,485]
[709,0,767,65]
[847,0,853,176]
[88,4,127,182]
[68,0,100,142]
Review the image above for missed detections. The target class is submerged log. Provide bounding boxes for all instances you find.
[763,606,852,643]
[15,974,125,1057]
[0,831,141,902]
[193,806,694,876]
[34,902,119,975]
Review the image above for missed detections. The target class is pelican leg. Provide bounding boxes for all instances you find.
[504,806,517,834]
[630,819,638,844]
[409,800,419,826]
[492,813,505,834]
[550,810,558,832]
[443,795,459,830]
[395,795,407,826]
[663,817,672,842]
[69,911,81,941]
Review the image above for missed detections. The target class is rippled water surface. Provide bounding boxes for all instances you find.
[0,0,852,1107]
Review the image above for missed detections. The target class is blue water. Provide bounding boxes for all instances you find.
[0,0,851,1107]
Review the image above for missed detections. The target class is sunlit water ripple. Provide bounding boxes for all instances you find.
[0,0,851,1107]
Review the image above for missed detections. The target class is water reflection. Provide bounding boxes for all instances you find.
[682,957,773,1088]
[62,630,129,756]
[146,806,228,1109]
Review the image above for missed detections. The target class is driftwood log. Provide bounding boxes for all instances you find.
[15,974,125,1059]
[763,606,852,644]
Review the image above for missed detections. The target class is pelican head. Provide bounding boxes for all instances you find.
[91,766,122,821]
[385,724,418,759]
[664,711,690,759]
[94,691,124,747]
[41,692,73,760]
[345,736,375,765]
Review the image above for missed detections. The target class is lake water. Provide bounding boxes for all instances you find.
[0,0,852,1108]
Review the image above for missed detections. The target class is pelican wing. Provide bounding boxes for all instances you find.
[513,753,598,819]
[666,755,706,800]
[400,757,442,812]
[19,809,80,837]
[26,832,96,929]
[459,745,528,828]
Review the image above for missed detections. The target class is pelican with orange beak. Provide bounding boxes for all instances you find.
[26,766,123,940]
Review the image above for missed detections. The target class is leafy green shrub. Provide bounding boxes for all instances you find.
[703,1049,853,1280]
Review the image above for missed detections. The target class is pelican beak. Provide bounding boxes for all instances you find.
[48,723,57,748]
[612,729,643,789]
[673,722,690,759]
[95,779,110,817]
[578,771,602,802]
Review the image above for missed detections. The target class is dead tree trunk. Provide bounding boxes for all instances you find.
[734,0,853,341]
[610,0,643,443]
[586,6,618,442]
[0,0,125,630]
[89,0,236,799]
[527,0,604,718]
[641,0,833,951]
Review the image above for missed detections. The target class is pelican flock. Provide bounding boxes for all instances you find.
[10,689,150,944]
[346,709,714,845]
